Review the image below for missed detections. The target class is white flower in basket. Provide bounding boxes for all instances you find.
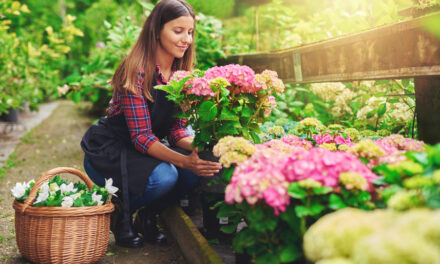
[12,167,116,264]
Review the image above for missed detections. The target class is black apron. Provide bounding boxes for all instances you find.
[81,77,188,213]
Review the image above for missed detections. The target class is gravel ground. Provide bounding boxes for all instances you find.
[0,100,186,264]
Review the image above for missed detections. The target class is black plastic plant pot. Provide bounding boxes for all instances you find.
[179,191,197,216]
[235,250,252,264]
[0,108,19,123]
[201,192,233,243]
[197,150,225,193]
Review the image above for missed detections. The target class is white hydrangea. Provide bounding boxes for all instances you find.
[356,97,389,125]
[310,82,346,102]
[388,102,412,125]
[331,89,356,117]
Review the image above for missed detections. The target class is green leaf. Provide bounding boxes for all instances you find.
[222,166,235,182]
[280,244,302,263]
[247,208,263,222]
[71,91,81,103]
[309,201,325,216]
[250,131,261,144]
[329,194,347,210]
[294,206,310,218]
[241,105,253,117]
[220,224,237,234]
[217,121,239,135]
[217,204,237,218]
[199,101,218,121]
[280,207,301,233]
[287,182,307,199]
[357,191,371,203]
[312,186,333,195]
[406,152,429,166]
[200,128,212,143]
[377,103,387,118]
[256,253,279,264]
[366,109,377,119]
[219,108,239,121]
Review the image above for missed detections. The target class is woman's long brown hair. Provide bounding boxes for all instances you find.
[111,0,195,102]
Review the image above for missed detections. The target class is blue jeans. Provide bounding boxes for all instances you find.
[83,155,199,212]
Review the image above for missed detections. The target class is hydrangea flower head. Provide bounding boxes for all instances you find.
[339,172,368,190]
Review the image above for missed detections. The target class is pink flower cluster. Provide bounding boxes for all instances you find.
[376,134,425,152]
[280,135,313,150]
[225,145,291,215]
[187,77,216,96]
[225,141,377,215]
[204,64,255,92]
[282,147,377,189]
[313,134,352,146]
[170,70,192,84]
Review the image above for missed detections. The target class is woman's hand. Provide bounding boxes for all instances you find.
[184,149,222,177]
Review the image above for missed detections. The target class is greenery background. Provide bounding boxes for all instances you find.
[1,0,440,136]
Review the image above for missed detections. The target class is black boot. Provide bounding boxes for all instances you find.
[134,206,168,246]
[111,198,144,248]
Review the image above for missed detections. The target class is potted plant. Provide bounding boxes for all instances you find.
[155,64,285,239]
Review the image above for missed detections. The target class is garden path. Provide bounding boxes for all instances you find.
[0,100,186,264]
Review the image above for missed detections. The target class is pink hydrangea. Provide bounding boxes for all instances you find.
[282,148,377,189]
[204,64,255,93]
[185,77,216,96]
[225,146,290,215]
[280,135,313,150]
[313,134,333,145]
[225,143,377,215]
[376,134,425,152]
[313,134,353,146]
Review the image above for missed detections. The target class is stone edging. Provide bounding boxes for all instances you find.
[162,205,225,264]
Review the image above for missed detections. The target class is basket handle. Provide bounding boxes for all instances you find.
[21,167,96,213]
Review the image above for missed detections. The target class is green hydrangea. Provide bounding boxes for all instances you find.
[344,128,361,142]
[298,178,322,189]
[403,175,434,189]
[388,160,424,176]
[316,258,354,264]
[339,172,368,190]
[376,129,392,137]
[432,169,440,184]
[304,208,440,264]
[387,190,421,211]
[359,129,376,138]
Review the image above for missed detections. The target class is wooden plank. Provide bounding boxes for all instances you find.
[223,13,440,84]
[415,77,440,145]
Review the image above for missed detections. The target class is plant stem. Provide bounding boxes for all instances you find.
[247,101,263,125]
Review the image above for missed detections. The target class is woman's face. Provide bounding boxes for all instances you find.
[159,15,194,59]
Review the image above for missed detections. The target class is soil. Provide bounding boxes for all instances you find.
[0,100,187,264]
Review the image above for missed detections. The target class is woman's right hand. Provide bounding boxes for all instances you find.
[184,149,222,177]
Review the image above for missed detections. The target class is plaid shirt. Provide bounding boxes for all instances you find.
[106,65,191,154]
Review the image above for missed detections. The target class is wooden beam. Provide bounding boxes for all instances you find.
[415,77,440,145]
[222,13,440,84]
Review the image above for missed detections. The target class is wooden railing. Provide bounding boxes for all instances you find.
[222,13,440,144]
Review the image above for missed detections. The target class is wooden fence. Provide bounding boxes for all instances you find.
[222,13,440,144]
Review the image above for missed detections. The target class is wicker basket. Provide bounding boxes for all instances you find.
[13,167,115,264]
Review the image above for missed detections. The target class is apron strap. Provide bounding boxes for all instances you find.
[120,146,130,217]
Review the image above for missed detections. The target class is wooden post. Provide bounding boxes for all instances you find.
[415,77,440,144]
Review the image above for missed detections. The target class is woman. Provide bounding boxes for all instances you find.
[81,0,221,248]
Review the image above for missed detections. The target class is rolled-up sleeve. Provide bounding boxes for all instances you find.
[119,82,158,154]
[168,118,191,146]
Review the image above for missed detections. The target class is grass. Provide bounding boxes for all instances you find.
[0,153,20,179]
[20,129,36,144]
